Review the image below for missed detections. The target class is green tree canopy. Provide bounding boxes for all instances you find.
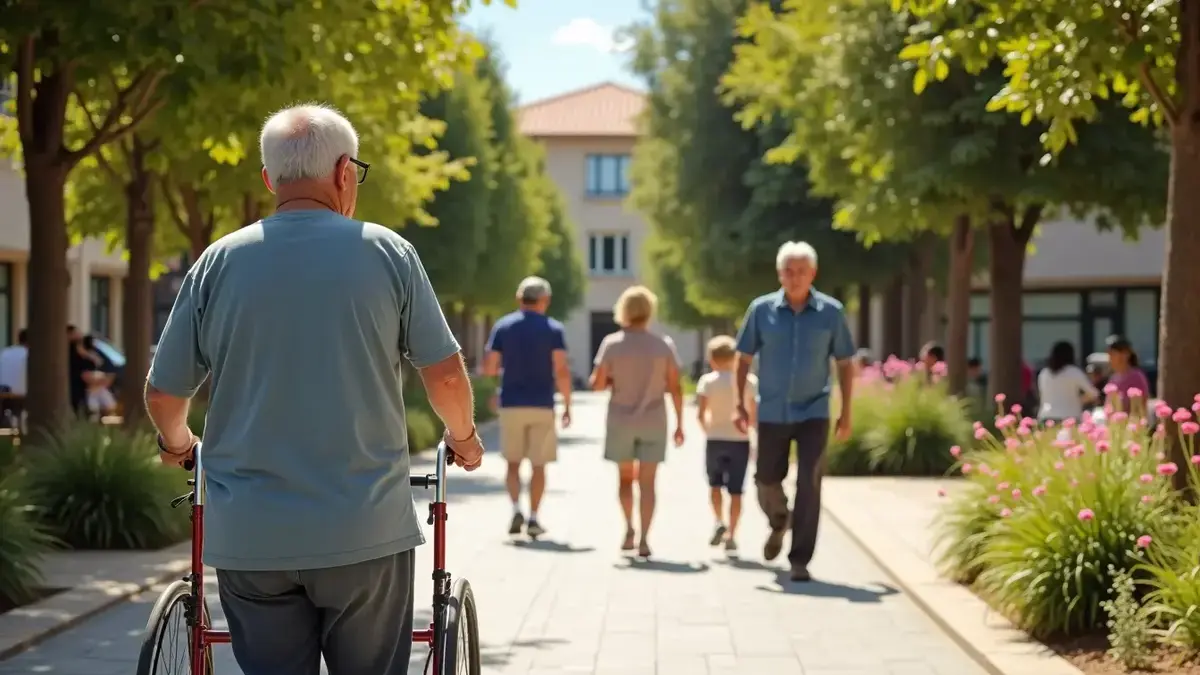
[723,0,1167,399]
[625,0,907,322]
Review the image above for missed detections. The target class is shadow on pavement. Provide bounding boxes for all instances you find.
[759,572,899,602]
[480,637,569,667]
[614,558,710,574]
[507,539,596,554]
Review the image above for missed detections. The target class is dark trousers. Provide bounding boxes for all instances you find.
[756,419,830,566]
[216,549,415,675]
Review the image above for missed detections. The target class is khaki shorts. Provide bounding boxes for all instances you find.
[499,407,557,466]
[604,422,668,464]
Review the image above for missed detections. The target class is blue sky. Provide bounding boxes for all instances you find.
[462,0,648,104]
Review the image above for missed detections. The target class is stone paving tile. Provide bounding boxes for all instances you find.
[0,394,986,674]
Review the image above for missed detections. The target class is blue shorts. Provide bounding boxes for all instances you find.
[705,439,751,495]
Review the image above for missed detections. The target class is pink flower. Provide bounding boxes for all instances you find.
[988,495,1000,504]
[962,463,973,474]
[1140,474,1154,484]
[932,362,947,377]
[1193,401,1200,413]
[1111,412,1128,424]
[1078,508,1095,521]
[1011,404,1023,414]
[1032,485,1047,497]
[1127,387,1144,399]
[1174,408,1193,423]
[1062,418,1076,428]
[1158,462,1179,476]
[1000,508,1012,518]
[1136,535,1152,548]
[1054,461,1065,471]
[1096,440,1111,454]
[1011,489,1022,500]
[1194,393,1200,403]
[1184,421,1200,435]
[996,415,1016,430]
[1104,383,1119,395]
[1191,455,1200,466]
[1046,419,1056,428]
[1142,495,1154,504]
[1005,438,1020,450]
[995,393,1007,403]
[1128,442,1142,456]
[997,481,1010,491]
[937,488,946,498]
[1156,404,1173,419]
[1070,478,1080,487]
[973,420,983,430]
[950,445,962,458]
[974,427,989,440]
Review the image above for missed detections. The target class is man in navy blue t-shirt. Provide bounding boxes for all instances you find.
[483,276,572,538]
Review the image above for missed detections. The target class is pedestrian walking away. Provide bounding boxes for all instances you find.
[695,335,758,553]
[483,275,573,540]
[143,103,485,675]
[733,241,856,583]
[590,285,685,558]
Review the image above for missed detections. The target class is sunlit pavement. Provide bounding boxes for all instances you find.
[0,393,985,674]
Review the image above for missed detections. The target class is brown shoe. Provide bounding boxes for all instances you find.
[790,565,811,582]
[763,528,786,561]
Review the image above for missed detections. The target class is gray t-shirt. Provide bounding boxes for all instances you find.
[149,209,460,571]
[594,329,679,428]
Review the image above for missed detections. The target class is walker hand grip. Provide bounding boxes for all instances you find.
[181,442,201,471]
[439,441,457,466]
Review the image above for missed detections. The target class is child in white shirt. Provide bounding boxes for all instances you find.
[695,336,757,552]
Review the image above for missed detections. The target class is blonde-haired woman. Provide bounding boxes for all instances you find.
[590,285,685,558]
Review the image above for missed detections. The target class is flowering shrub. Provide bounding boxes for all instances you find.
[827,357,972,476]
[937,387,1200,640]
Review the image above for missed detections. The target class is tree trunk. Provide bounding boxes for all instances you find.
[120,137,156,428]
[881,274,905,359]
[855,285,872,354]
[987,215,1035,407]
[180,184,214,261]
[243,192,264,225]
[1161,0,1200,492]
[902,241,934,358]
[23,159,72,432]
[945,216,974,395]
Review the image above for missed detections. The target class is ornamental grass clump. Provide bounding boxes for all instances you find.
[937,387,1193,638]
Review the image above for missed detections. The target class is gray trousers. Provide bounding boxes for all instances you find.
[756,419,830,566]
[216,549,415,675]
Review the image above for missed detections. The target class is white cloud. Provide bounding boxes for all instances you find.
[551,18,634,54]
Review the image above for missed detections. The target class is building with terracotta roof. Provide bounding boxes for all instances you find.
[519,82,705,377]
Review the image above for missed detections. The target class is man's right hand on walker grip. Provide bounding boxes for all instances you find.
[444,428,484,472]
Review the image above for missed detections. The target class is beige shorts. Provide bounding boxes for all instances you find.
[499,407,557,466]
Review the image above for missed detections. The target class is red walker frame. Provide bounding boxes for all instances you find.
[173,442,458,674]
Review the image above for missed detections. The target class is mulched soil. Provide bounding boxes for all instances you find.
[0,587,66,615]
[1051,634,1200,674]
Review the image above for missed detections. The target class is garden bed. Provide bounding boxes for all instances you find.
[1052,635,1200,675]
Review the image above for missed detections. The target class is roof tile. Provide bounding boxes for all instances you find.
[518,82,645,138]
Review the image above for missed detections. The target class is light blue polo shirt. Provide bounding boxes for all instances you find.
[735,288,856,424]
[149,210,461,571]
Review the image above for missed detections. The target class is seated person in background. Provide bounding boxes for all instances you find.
[80,335,117,417]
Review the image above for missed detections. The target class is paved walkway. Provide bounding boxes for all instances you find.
[0,394,985,675]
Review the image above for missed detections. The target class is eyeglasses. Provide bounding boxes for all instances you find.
[349,157,370,185]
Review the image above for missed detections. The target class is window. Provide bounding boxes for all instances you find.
[90,276,111,339]
[585,154,631,197]
[1124,289,1159,366]
[588,233,631,276]
[0,75,13,119]
[0,264,10,348]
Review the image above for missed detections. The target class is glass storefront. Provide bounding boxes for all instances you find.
[968,286,1161,372]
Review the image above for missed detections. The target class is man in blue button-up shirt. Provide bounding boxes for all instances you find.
[733,241,856,582]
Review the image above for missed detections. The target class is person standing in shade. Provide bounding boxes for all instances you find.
[483,276,573,539]
[733,241,855,582]
[590,285,685,558]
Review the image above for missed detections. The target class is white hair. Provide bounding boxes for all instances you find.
[260,104,359,187]
[775,241,818,270]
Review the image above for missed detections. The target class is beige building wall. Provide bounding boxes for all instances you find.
[537,136,703,377]
[0,162,127,347]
